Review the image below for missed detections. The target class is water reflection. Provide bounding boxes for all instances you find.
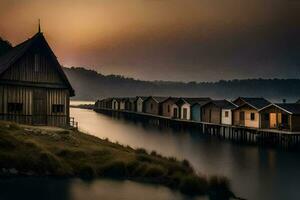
[70,108,300,200]
[0,178,206,200]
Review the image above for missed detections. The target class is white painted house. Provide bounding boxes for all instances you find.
[221,101,237,125]
[175,98,191,120]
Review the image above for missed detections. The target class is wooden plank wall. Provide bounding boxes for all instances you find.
[0,85,69,126]
[0,85,33,124]
[1,52,63,84]
[47,89,69,126]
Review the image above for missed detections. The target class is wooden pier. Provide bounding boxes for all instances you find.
[94,108,300,150]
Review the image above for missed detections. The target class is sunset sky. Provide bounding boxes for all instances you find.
[0,0,299,81]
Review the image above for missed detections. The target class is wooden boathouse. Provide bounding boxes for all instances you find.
[0,27,75,127]
[95,96,300,149]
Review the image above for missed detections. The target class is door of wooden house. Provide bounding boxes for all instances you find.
[33,88,47,125]
[240,111,245,126]
[183,108,187,120]
[270,113,277,128]
[173,108,178,118]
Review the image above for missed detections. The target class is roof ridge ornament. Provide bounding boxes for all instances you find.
[38,19,41,33]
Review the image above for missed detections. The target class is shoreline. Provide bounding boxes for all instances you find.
[0,121,240,200]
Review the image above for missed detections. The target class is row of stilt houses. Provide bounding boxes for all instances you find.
[95,96,300,132]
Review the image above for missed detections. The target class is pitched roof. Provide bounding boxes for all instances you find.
[145,96,168,103]
[161,97,180,104]
[175,98,188,107]
[274,103,300,115]
[0,35,35,74]
[182,97,211,105]
[136,96,148,101]
[259,103,300,115]
[0,32,75,96]
[234,97,270,110]
[205,100,237,109]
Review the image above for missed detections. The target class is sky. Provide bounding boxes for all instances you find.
[0,0,299,82]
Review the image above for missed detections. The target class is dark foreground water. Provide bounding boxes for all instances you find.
[70,108,300,200]
[2,107,300,200]
[0,178,205,200]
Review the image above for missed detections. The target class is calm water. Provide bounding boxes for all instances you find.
[0,178,205,200]
[69,108,300,200]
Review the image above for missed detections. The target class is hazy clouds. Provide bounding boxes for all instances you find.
[0,0,299,81]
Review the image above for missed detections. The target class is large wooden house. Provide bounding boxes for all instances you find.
[0,30,74,126]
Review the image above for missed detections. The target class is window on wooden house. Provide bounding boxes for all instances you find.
[7,103,23,113]
[52,104,64,113]
[150,103,153,110]
[250,113,255,121]
[34,54,40,72]
[167,105,170,113]
[225,111,229,118]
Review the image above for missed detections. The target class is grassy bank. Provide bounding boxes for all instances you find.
[0,121,238,200]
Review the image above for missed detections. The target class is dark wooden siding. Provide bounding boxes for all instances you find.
[0,85,69,126]
[1,52,63,84]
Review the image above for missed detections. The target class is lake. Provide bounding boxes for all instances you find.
[1,107,299,200]
[70,107,300,200]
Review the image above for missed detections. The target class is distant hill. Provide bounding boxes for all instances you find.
[63,67,300,102]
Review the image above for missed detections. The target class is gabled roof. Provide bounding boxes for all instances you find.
[233,97,270,110]
[182,97,212,105]
[161,97,180,104]
[0,32,75,96]
[175,98,189,107]
[136,96,148,101]
[145,96,168,103]
[203,100,237,109]
[260,103,300,115]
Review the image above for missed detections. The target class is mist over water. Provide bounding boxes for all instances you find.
[70,108,300,200]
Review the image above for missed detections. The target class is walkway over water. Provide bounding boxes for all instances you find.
[95,108,300,150]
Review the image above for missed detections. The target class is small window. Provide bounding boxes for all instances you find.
[150,103,153,110]
[7,103,23,113]
[52,104,64,113]
[250,113,255,121]
[225,111,229,118]
[34,54,39,72]
[167,105,170,113]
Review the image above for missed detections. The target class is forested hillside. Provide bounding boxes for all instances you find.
[64,67,300,102]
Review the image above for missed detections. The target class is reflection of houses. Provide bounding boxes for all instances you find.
[259,103,300,131]
[201,100,237,125]
[0,29,74,126]
[232,97,270,128]
[143,96,168,115]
